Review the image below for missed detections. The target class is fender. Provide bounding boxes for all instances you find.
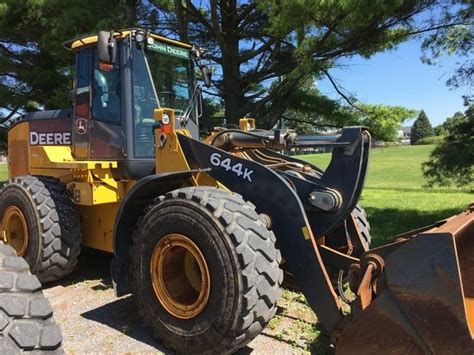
[111,170,199,296]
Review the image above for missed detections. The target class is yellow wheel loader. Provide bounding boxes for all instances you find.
[0,29,472,353]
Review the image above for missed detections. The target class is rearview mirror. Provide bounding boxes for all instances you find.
[97,31,117,64]
[201,66,212,88]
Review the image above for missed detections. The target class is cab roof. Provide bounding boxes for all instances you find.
[64,28,192,51]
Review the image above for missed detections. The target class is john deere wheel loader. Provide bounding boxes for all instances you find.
[0,29,472,354]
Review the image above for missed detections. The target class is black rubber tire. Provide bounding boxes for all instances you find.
[131,186,283,354]
[352,204,371,250]
[0,242,62,352]
[0,176,81,283]
[283,204,371,291]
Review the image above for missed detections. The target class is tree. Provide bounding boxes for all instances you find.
[421,2,473,105]
[433,125,446,136]
[360,104,416,142]
[149,1,467,128]
[0,1,469,131]
[422,105,473,188]
[278,81,415,139]
[411,110,433,144]
[0,0,136,124]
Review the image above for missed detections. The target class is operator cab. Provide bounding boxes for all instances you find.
[67,29,207,179]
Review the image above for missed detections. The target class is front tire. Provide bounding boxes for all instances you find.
[0,176,81,283]
[131,187,283,354]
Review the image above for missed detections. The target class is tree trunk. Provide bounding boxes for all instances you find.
[121,0,137,26]
[216,0,245,125]
[175,0,189,42]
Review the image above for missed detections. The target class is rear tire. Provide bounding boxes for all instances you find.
[0,176,81,283]
[131,186,283,354]
[0,242,62,352]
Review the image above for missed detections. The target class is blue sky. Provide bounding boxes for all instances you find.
[318,38,468,126]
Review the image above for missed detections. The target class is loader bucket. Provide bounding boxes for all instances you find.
[337,208,474,354]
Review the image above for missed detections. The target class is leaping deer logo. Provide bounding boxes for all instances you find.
[76,119,88,135]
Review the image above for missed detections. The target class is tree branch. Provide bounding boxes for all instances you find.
[320,68,365,113]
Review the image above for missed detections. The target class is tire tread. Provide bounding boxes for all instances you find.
[132,186,283,354]
[0,242,62,352]
[1,176,81,283]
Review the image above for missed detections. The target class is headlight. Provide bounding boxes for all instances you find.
[162,113,170,125]
[135,31,146,43]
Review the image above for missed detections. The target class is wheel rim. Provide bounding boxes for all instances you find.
[150,234,211,319]
[1,205,28,256]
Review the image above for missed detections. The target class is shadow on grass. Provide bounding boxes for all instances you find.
[366,207,464,247]
[245,305,334,354]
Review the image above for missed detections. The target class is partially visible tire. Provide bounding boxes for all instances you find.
[352,204,371,250]
[283,204,371,291]
[0,176,81,283]
[0,242,62,352]
[131,186,283,354]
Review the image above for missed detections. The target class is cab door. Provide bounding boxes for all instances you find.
[73,48,91,159]
[73,47,125,160]
[89,49,124,159]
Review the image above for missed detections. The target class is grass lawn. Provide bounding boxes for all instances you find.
[0,164,7,182]
[300,145,473,246]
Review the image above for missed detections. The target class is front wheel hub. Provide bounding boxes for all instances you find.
[150,234,210,319]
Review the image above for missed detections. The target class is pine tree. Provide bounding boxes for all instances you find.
[411,110,433,144]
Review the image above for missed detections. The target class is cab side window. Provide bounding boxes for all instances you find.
[76,49,91,91]
[75,48,91,119]
[91,49,121,124]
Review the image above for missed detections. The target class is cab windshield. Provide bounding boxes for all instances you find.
[131,40,193,158]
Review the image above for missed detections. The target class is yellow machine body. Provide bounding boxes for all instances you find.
[8,120,132,252]
[7,106,214,253]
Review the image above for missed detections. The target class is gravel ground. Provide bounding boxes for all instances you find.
[43,249,332,354]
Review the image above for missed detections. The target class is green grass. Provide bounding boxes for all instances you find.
[300,145,473,246]
[0,164,7,182]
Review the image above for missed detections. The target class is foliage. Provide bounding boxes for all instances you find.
[282,79,358,134]
[150,1,466,127]
[433,111,465,136]
[410,110,433,144]
[0,0,137,123]
[283,99,415,141]
[359,104,415,142]
[422,105,474,188]
[0,127,6,149]
[280,79,415,139]
[442,111,466,133]
[421,2,473,105]
[433,125,446,136]
[0,1,469,133]
[416,135,445,145]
